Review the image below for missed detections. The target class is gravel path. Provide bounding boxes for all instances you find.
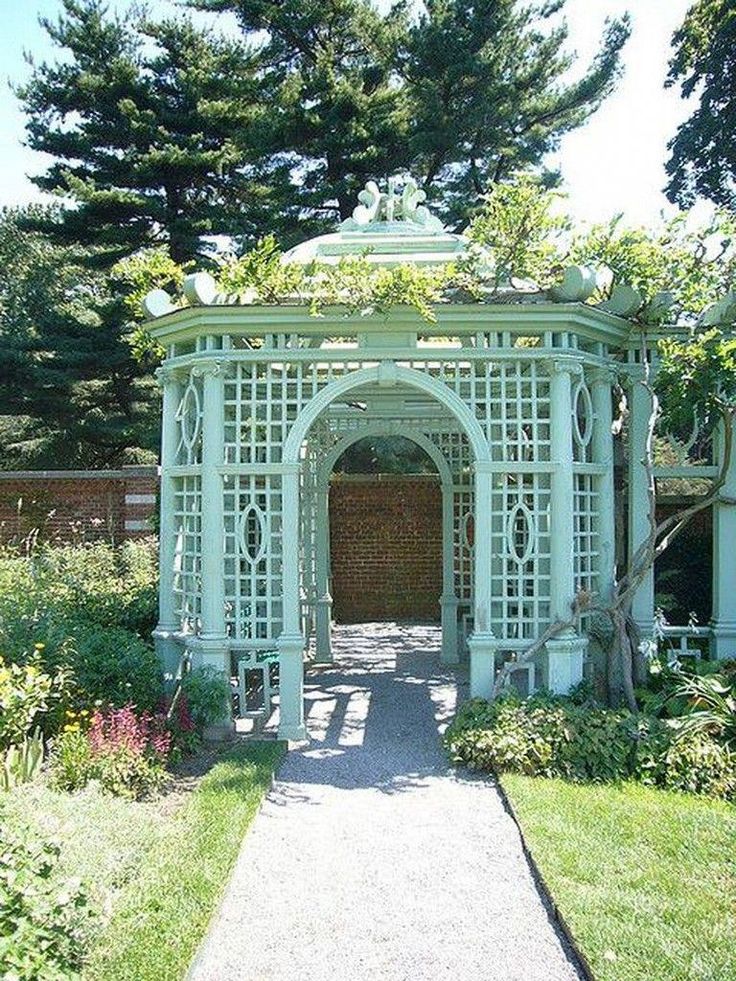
[189,622,581,981]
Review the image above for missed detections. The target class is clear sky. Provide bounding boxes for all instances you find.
[0,0,696,227]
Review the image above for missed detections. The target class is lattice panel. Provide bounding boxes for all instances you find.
[486,362,551,463]
[573,473,599,597]
[172,475,202,629]
[175,369,203,465]
[490,473,551,641]
[223,361,375,465]
[223,474,283,640]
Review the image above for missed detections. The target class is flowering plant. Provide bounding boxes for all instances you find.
[51,704,171,799]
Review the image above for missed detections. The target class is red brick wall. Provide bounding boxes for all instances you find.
[329,475,443,622]
[0,466,158,544]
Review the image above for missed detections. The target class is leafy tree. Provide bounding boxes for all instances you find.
[17,0,265,265]
[190,0,629,231]
[0,207,159,468]
[665,0,736,212]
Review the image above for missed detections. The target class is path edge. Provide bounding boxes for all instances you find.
[494,776,597,981]
[185,742,288,981]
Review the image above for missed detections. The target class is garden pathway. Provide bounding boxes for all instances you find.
[189,622,582,981]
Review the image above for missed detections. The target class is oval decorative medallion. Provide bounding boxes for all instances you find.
[573,381,593,448]
[506,501,536,566]
[239,503,267,565]
[180,380,201,451]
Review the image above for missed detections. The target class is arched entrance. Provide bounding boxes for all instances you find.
[277,364,491,741]
[313,424,459,665]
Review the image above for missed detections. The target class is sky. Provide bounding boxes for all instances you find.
[0,0,697,228]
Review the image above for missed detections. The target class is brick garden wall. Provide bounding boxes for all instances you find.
[329,475,443,622]
[0,466,158,544]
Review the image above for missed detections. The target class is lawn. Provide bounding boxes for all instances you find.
[501,775,736,981]
[4,741,284,980]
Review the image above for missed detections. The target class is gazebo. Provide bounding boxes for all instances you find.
[143,178,734,741]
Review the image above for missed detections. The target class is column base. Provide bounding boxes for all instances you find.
[468,632,496,699]
[277,632,307,743]
[440,594,460,665]
[545,632,588,694]
[152,625,183,684]
[710,620,736,660]
[314,596,333,663]
[186,634,233,727]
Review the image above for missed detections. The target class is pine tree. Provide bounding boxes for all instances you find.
[191,0,630,230]
[665,0,736,213]
[0,207,159,468]
[17,0,267,264]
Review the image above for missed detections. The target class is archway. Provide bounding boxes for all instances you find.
[276,364,489,741]
[312,423,460,665]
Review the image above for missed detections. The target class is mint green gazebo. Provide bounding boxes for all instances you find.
[143,178,735,741]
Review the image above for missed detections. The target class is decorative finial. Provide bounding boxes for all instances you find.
[341,176,444,233]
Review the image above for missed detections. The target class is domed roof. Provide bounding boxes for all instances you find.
[282,177,474,268]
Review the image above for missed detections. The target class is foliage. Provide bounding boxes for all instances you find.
[665,0,736,212]
[51,705,171,800]
[672,671,736,748]
[69,625,163,717]
[570,209,736,314]
[0,207,159,469]
[83,742,285,981]
[501,775,736,981]
[0,814,90,980]
[1,729,45,792]
[0,540,162,731]
[446,692,736,800]
[180,666,232,734]
[16,1,264,265]
[656,327,736,439]
[467,175,569,288]
[0,656,53,750]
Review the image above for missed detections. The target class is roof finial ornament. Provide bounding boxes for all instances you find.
[341,175,444,233]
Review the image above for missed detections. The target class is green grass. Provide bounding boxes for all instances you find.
[5,741,284,981]
[83,741,285,980]
[501,775,736,981]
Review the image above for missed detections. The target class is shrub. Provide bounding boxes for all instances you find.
[69,625,163,715]
[0,814,90,980]
[446,692,736,801]
[51,705,171,800]
[181,666,231,733]
[0,655,53,750]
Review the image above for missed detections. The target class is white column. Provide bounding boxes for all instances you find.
[547,358,586,692]
[278,465,307,741]
[192,361,232,733]
[468,462,495,697]
[153,367,182,679]
[314,478,333,662]
[590,368,617,602]
[627,370,655,636]
[711,418,736,658]
[440,481,459,664]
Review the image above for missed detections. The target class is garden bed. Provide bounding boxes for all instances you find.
[500,775,736,981]
[3,741,284,980]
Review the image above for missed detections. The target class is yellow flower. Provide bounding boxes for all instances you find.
[34,643,46,651]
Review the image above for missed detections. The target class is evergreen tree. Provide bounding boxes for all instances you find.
[17,0,266,264]
[191,0,630,230]
[0,208,159,468]
[665,0,736,213]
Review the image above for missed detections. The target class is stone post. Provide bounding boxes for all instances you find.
[192,361,232,733]
[468,461,495,697]
[153,367,182,680]
[711,418,736,658]
[314,478,333,662]
[278,465,307,741]
[547,358,586,693]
